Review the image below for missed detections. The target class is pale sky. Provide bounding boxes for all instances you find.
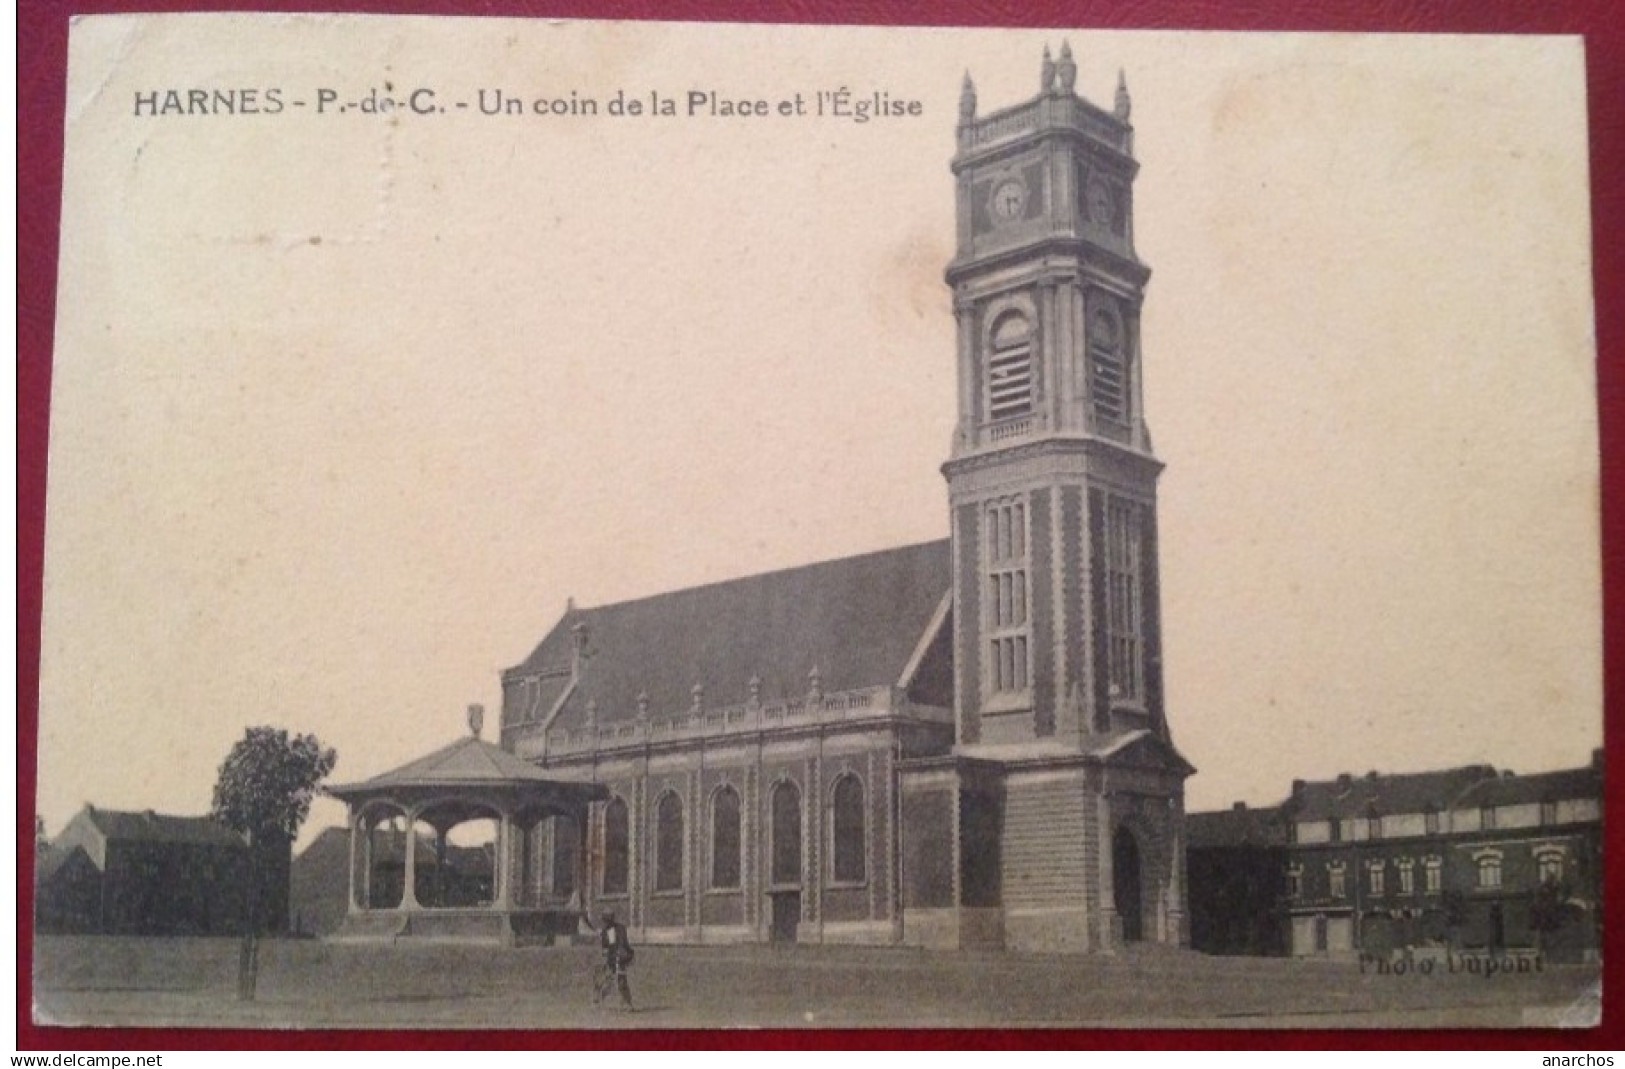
[40,17,1600,846]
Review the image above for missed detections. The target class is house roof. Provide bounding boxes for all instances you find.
[509,539,952,730]
[326,735,583,797]
[1187,805,1288,849]
[1455,765,1602,809]
[35,842,75,882]
[79,807,247,849]
[1285,765,1499,822]
[294,826,352,866]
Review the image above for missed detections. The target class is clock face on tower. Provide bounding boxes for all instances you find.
[1086,178,1115,226]
[991,179,1027,224]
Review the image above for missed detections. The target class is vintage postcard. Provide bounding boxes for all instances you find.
[32,15,1601,1030]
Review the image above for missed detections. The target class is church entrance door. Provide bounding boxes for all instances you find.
[1113,827,1143,943]
[770,892,800,943]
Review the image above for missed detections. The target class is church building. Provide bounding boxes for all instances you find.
[360,45,1195,954]
[496,46,1194,953]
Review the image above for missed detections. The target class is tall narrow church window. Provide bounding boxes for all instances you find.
[771,781,802,886]
[602,797,629,896]
[1089,308,1127,424]
[831,775,866,883]
[987,499,1030,694]
[655,791,684,892]
[710,786,741,890]
[1105,496,1145,703]
[987,312,1033,420]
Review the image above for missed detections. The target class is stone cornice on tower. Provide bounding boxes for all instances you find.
[954,43,1134,167]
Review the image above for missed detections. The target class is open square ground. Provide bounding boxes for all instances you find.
[31,937,1601,1031]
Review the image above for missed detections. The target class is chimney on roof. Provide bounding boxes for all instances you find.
[467,704,484,738]
[570,622,592,681]
[1366,770,1379,781]
[1290,779,1306,797]
[1336,773,1353,791]
[1502,769,1516,779]
[143,809,157,820]
[1232,801,1247,811]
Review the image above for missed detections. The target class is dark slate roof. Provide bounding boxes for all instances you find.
[294,826,350,867]
[1456,765,1601,809]
[326,735,579,797]
[1285,765,1499,821]
[510,539,952,730]
[1187,805,1288,849]
[81,808,246,849]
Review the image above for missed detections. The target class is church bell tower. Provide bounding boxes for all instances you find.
[945,45,1168,751]
[896,44,1191,954]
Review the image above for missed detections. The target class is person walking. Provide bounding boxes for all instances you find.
[585,910,635,1010]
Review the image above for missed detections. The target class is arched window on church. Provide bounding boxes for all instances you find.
[987,312,1033,420]
[711,786,741,890]
[771,781,803,887]
[655,791,684,893]
[602,797,629,896]
[831,775,866,884]
[1089,308,1127,424]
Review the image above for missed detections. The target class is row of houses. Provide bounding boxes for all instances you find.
[1187,752,1603,963]
[35,805,506,939]
[35,806,290,937]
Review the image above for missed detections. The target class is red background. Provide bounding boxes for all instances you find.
[17,0,1624,1050]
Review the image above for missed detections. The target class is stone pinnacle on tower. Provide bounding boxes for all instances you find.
[1057,40,1078,94]
[1041,45,1056,94]
[1115,67,1132,120]
[959,71,977,121]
